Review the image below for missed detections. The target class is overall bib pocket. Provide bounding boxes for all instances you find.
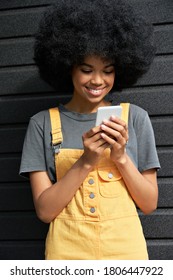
[98,167,123,198]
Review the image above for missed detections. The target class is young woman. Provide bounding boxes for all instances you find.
[20,0,160,259]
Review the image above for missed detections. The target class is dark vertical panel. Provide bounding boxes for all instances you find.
[0,0,172,260]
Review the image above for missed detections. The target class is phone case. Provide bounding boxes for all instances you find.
[95,105,122,126]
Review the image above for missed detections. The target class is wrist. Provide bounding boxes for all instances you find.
[79,155,94,172]
[113,153,128,167]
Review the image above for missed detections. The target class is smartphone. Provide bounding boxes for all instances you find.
[95,105,122,126]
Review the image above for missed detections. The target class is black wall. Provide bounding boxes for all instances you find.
[0,0,173,260]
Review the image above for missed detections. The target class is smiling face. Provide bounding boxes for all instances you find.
[70,55,115,113]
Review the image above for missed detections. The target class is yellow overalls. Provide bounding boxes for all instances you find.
[45,103,148,260]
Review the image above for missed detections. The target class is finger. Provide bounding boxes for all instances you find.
[98,142,110,151]
[83,130,108,151]
[110,115,128,128]
[102,120,128,141]
[95,137,108,148]
[100,132,118,146]
[101,134,128,152]
[105,117,128,136]
[100,127,128,147]
[83,126,101,138]
[83,131,103,145]
[103,118,127,132]
[101,124,126,141]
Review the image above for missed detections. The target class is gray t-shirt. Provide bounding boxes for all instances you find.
[19,104,160,182]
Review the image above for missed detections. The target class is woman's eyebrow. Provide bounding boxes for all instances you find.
[80,63,93,67]
[105,64,114,68]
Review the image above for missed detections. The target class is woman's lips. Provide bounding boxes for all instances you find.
[85,87,105,96]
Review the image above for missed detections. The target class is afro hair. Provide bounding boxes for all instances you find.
[34,0,155,91]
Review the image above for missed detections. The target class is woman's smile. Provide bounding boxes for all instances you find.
[84,86,107,97]
[66,55,115,112]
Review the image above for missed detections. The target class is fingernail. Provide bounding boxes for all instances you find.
[101,124,106,129]
[102,119,108,124]
[110,115,116,120]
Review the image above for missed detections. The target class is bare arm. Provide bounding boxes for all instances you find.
[100,116,158,214]
[112,156,158,214]
[30,158,92,223]
[30,126,109,223]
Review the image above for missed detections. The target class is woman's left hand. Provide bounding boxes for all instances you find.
[100,116,129,163]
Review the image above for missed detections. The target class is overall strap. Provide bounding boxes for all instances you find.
[120,103,130,125]
[49,107,63,154]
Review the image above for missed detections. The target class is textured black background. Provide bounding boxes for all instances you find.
[0,0,172,259]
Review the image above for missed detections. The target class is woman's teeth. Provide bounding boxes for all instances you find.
[87,88,103,94]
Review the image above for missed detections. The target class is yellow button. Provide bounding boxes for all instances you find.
[89,193,95,199]
[88,178,94,185]
[90,207,95,213]
[108,173,113,179]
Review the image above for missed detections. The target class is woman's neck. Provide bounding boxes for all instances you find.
[64,99,111,114]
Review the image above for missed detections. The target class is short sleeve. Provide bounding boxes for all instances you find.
[19,117,47,178]
[134,109,160,172]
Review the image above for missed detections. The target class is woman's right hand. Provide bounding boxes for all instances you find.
[81,126,110,168]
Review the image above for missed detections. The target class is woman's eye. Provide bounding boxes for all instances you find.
[104,69,114,74]
[81,69,92,73]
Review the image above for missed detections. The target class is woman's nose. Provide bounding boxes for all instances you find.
[91,73,103,85]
